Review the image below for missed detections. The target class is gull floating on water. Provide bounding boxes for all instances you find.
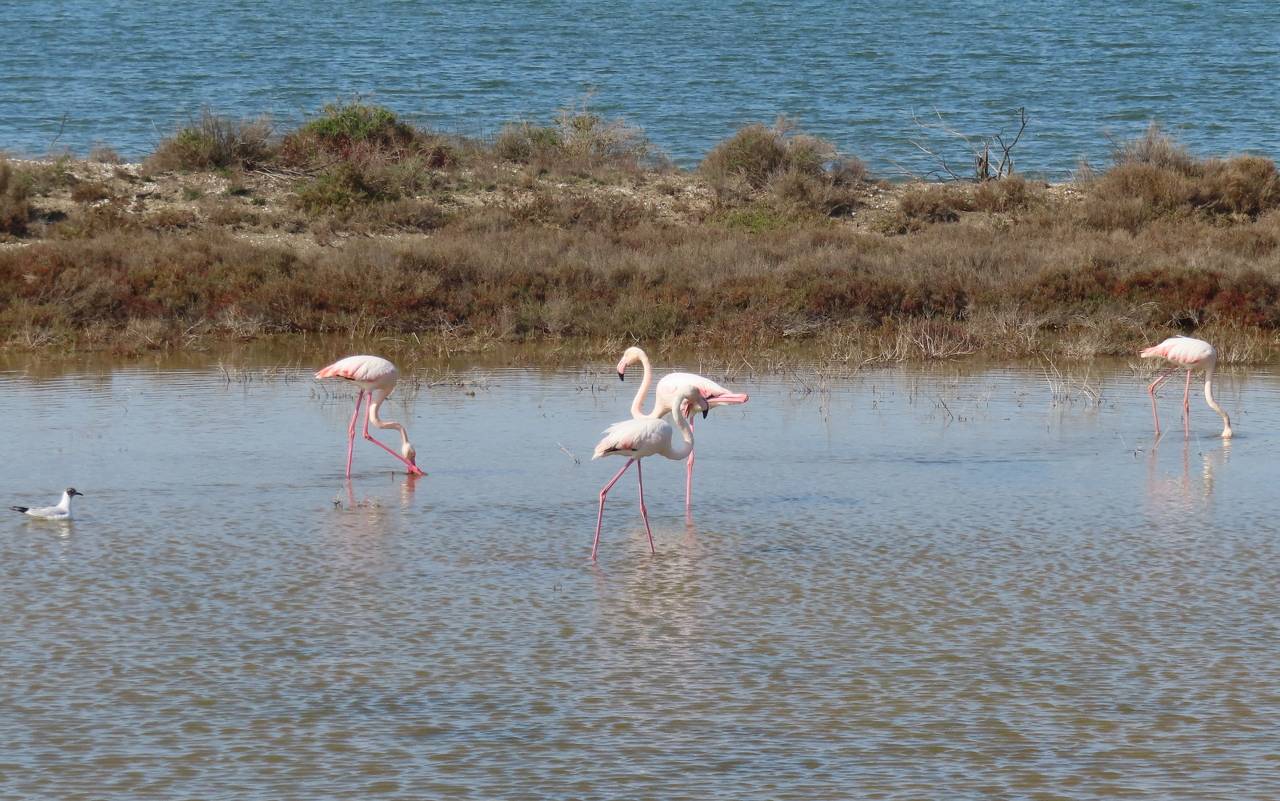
[10,488,83,520]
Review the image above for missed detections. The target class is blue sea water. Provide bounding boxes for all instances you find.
[2,1,1278,175]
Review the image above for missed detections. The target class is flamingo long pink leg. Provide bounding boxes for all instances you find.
[1182,369,1193,435]
[685,417,696,514]
[361,409,426,476]
[1147,367,1179,436]
[593,458,635,560]
[636,459,655,554]
[345,391,365,478]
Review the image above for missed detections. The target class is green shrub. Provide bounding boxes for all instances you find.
[278,102,457,170]
[294,163,385,211]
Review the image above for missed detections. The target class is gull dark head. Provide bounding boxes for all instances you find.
[65,488,83,497]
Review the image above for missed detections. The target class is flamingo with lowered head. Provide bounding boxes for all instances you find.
[616,346,748,512]
[1139,335,1233,439]
[315,355,425,476]
[591,382,710,561]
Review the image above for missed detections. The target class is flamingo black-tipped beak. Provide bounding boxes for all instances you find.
[617,371,625,381]
[701,408,709,419]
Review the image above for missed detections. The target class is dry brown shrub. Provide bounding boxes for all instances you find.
[316,198,448,234]
[88,145,122,164]
[1111,123,1198,174]
[70,181,114,203]
[0,159,32,236]
[492,105,654,178]
[972,175,1043,213]
[898,184,974,224]
[145,208,199,231]
[1194,156,1280,217]
[701,123,792,192]
[701,120,869,216]
[205,202,260,227]
[146,110,274,172]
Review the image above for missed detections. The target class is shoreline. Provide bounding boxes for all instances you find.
[3,107,1279,364]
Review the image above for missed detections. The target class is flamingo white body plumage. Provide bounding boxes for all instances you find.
[315,355,425,476]
[616,346,748,511]
[10,487,83,520]
[591,383,709,560]
[1139,336,1233,439]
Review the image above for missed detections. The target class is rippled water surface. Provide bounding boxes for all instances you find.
[3,1,1279,173]
[2,355,1279,799]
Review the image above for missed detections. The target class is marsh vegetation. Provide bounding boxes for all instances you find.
[2,106,1278,363]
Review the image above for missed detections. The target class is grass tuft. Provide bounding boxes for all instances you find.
[701,119,870,216]
[0,159,33,236]
[146,110,273,172]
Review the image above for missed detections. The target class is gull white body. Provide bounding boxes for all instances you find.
[10,488,82,520]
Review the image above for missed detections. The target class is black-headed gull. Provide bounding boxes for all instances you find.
[10,488,83,520]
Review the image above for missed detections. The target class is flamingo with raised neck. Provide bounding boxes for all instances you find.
[615,346,748,512]
[591,383,710,560]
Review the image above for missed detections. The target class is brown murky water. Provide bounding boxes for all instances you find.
[2,352,1278,799]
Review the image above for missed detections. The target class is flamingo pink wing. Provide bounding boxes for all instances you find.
[1139,337,1214,367]
[315,355,397,382]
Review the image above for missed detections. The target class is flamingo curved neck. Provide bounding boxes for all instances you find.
[630,349,655,419]
[1203,368,1233,438]
[368,394,410,447]
[657,401,695,460]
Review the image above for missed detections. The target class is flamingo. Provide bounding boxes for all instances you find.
[1139,336,1233,439]
[315,355,425,476]
[591,382,710,560]
[616,346,748,512]
[9,487,82,520]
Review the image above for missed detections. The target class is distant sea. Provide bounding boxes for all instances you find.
[3,0,1277,176]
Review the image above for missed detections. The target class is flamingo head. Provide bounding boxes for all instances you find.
[616,346,645,380]
[675,384,711,419]
[401,441,418,466]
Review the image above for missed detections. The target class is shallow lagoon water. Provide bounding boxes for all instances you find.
[1,356,1278,799]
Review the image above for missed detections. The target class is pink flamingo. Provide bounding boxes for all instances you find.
[315,355,426,476]
[1139,336,1233,439]
[592,382,709,560]
[616,346,748,512]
